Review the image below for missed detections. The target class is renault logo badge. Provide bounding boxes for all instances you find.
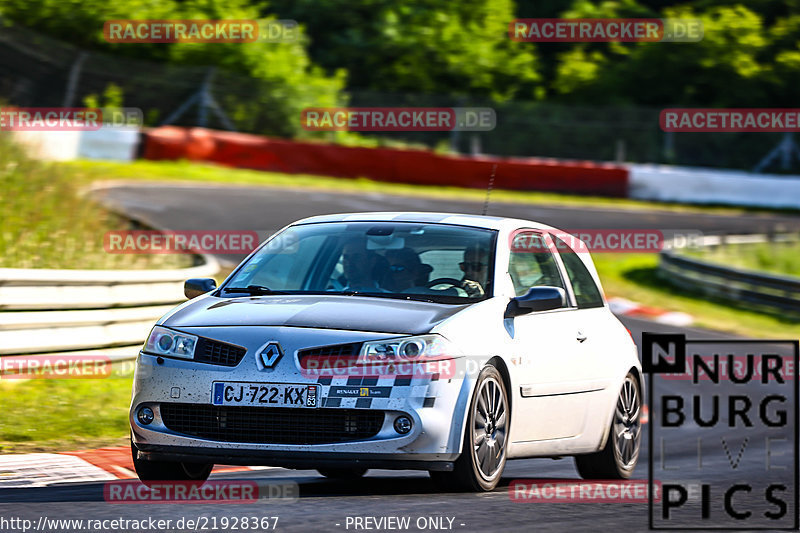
[260,342,283,367]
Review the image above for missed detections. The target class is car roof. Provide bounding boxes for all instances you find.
[293,212,557,232]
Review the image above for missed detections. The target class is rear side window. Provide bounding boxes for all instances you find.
[508,231,565,297]
[551,235,604,308]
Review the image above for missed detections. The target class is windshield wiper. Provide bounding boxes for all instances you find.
[222,285,288,295]
[335,291,438,303]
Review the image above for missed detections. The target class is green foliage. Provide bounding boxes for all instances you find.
[268,0,540,101]
[265,0,800,108]
[546,2,800,107]
[83,83,124,109]
[685,240,800,277]
[0,133,191,269]
[1,0,799,132]
[0,0,345,136]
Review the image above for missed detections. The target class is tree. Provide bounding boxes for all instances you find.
[269,0,541,101]
[0,0,345,136]
[551,4,775,107]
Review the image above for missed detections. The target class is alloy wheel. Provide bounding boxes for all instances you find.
[472,376,507,481]
[614,376,641,468]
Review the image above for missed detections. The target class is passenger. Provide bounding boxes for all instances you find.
[384,248,432,292]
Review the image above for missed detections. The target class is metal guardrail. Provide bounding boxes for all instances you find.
[659,234,800,315]
[0,255,219,357]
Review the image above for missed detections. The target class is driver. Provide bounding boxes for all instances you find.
[459,243,489,298]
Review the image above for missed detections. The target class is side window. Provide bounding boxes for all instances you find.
[551,235,604,308]
[508,231,565,297]
[420,250,464,280]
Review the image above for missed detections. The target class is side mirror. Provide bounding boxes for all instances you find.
[505,286,566,317]
[184,278,217,299]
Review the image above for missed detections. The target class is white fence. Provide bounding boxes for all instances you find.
[11,128,140,162]
[629,164,800,210]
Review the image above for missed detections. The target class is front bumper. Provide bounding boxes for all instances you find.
[133,443,456,471]
[130,326,473,467]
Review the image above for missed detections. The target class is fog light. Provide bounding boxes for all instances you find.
[137,406,154,425]
[394,415,413,434]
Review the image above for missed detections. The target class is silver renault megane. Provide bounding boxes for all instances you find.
[130,212,642,491]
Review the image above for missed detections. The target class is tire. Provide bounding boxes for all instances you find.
[430,365,508,492]
[575,373,642,479]
[317,467,368,479]
[131,440,213,484]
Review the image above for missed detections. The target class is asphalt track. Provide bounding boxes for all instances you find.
[92,182,800,266]
[2,183,799,532]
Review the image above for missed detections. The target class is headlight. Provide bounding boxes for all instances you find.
[144,326,197,360]
[360,334,460,362]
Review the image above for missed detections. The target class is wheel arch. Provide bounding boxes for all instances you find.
[487,356,513,415]
[453,356,513,456]
[629,365,645,404]
[597,366,644,451]
[484,356,514,445]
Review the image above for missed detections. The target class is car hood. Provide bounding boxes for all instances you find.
[161,294,471,335]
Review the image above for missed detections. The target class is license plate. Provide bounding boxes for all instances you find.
[212,382,318,408]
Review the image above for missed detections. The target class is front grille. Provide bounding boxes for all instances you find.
[297,342,361,368]
[160,403,383,444]
[195,338,246,366]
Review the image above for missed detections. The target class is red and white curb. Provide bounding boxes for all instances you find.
[0,453,116,488]
[0,447,272,487]
[608,297,693,327]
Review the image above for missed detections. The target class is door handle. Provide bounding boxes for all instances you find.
[576,331,587,343]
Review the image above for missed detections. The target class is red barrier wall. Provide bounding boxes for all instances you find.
[142,127,629,196]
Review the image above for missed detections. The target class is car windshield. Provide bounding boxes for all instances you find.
[223,222,497,303]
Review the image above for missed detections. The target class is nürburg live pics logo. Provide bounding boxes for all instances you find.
[643,332,799,530]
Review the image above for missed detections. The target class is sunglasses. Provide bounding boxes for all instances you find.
[460,261,487,270]
[389,264,410,273]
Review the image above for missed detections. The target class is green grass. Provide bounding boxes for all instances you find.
[0,368,134,453]
[684,241,800,278]
[0,134,191,269]
[593,253,800,339]
[65,158,777,216]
